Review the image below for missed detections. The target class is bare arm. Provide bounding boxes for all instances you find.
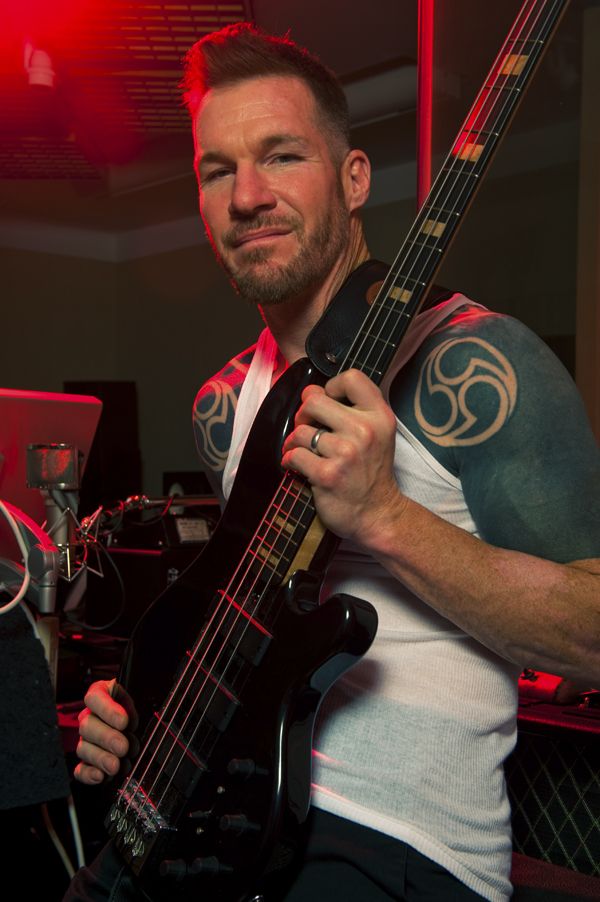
[282,313,600,684]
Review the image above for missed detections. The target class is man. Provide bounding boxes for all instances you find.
[67,22,600,902]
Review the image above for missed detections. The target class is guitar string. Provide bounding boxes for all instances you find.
[117,0,555,838]
[341,0,556,380]
[118,468,315,828]
[340,0,556,378]
[114,0,564,847]
[117,471,309,797]
[137,471,316,828]
[339,0,561,382]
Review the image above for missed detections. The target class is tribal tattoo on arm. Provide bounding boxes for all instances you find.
[390,306,600,564]
[192,346,256,494]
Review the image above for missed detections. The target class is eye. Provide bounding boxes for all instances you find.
[201,167,232,185]
[269,153,302,165]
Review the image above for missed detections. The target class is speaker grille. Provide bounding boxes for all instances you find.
[506,726,600,876]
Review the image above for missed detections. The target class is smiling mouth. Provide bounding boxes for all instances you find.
[231,229,292,248]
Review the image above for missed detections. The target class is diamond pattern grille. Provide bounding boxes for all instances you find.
[506,729,600,876]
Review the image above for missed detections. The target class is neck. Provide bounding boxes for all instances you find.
[260,219,370,366]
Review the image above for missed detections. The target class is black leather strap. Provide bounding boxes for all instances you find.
[305,259,453,377]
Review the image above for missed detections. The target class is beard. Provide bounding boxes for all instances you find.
[210,187,350,307]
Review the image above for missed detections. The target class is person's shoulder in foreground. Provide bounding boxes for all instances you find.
[390,302,600,563]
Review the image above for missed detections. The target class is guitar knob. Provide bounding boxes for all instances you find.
[219,814,260,835]
[189,856,233,876]
[227,758,269,778]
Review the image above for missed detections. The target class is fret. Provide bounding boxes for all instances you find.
[274,480,311,513]
[253,523,295,555]
[359,362,385,380]
[169,658,239,735]
[250,543,292,571]
[356,330,397,354]
[212,593,272,665]
[482,80,522,95]
[215,592,272,638]
[437,168,479,211]
[152,711,207,770]
[148,720,207,798]
[387,242,441,290]
[370,296,409,319]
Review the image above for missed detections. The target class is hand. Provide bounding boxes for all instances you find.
[281,369,406,544]
[74,678,138,785]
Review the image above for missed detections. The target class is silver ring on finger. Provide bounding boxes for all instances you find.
[310,426,328,456]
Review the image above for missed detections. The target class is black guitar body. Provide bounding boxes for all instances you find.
[108,357,379,901]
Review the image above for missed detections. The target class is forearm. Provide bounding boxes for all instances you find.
[360,493,600,684]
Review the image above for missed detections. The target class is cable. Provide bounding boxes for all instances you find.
[64,537,127,632]
[67,794,86,869]
[0,499,31,615]
[41,802,76,880]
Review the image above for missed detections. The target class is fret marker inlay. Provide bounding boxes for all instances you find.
[500,53,528,76]
[421,219,447,239]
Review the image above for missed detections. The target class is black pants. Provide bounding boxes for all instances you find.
[63,809,485,901]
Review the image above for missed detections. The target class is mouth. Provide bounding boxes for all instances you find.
[231,228,292,249]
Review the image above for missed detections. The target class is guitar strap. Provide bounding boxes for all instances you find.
[222,261,476,501]
[305,259,455,377]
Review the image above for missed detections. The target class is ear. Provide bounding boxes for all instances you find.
[341,148,371,213]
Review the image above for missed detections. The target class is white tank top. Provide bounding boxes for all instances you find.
[223,295,516,902]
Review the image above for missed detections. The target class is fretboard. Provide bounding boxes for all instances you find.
[341,0,570,385]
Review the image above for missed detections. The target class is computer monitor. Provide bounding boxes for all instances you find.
[0,388,103,561]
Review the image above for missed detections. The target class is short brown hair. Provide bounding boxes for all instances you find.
[182,22,350,157]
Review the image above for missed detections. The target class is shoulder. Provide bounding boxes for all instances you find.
[192,343,257,479]
[391,304,600,561]
[392,304,573,453]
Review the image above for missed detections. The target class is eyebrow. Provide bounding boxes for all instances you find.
[196,133,311,175]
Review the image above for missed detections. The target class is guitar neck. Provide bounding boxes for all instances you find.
[342,0,570,385]
[219,0,571,611]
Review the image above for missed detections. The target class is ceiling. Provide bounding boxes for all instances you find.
[0,0,582,239]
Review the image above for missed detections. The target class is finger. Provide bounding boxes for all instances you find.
[76,738,123,778]
[281,439,335,484]
[79,709,130,758]
[73,761,106,785]
[283,423,329,457]
[110,680,139,732]
[294,371,383,432]
[83,679,131,732]
[324,368,385,407]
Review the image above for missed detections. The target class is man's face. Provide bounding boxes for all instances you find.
[194,75,351,306]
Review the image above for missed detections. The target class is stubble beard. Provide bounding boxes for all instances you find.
[213,191,350,307]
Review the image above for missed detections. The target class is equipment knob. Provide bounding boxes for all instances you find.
[189,856,234,876]
[219,814,260,835]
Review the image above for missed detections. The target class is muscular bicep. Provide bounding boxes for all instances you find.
[393,311,600,563]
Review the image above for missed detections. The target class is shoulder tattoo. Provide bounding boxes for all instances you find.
[193,350,253,473]
[414,335,517,447]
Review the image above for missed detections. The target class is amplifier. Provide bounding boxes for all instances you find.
[506,698,600,878]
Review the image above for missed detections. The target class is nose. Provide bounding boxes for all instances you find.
[229,163,276,218]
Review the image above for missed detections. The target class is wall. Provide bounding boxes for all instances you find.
[0,155,579,506]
